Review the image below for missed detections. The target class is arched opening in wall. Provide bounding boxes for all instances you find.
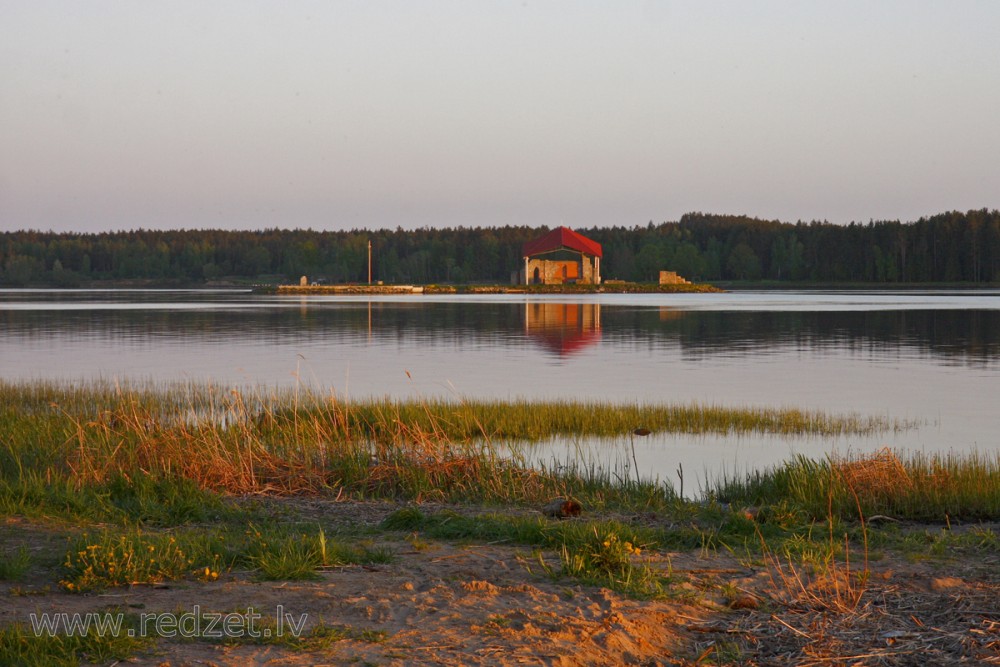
[533,267,540,284]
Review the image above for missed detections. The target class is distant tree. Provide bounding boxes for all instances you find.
[726,243,762,280]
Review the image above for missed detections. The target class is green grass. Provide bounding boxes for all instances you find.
[59,522,393,591]
[555,528,665,598]
[220,620,388,649]
[380,500,1000,601]
[382,507,673,597]
[380,507,664,548]
[245,525,393,581]
[334,397,908,441]
[0,607,385,665]
[139,605,388,649]
[61,529,228,592]
[0,546,31,581]
[379,502,799,553]
[0,619,151,667]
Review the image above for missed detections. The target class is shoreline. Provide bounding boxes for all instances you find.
[1,380,998,664]
[271,282,724,295]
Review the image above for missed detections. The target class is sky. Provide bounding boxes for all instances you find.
[2,1,999,234]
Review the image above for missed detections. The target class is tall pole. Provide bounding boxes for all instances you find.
[367,240,372,285]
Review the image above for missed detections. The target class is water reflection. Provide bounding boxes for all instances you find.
[2,294,999,366]
[524,302,601,357]
[519,430,908,498]
[600,308,1000,366]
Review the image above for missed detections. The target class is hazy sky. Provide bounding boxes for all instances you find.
[2,1,999,233]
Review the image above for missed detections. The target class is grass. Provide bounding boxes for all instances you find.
[0,619,151,667]
[555,528,665,599]
[60,529,227,592]
[1,378,994,587]
[381,507,694,598]
[712,449,1000,522]
[0,607,384,666]
[0,546,31,581]
[336,397,909,440]
[143,606,388,649]
[58,522,394,592]
[381,506,672,550]
[245,525,392,581]
[0,378,997,564]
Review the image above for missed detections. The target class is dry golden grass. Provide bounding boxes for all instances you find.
[834,447,912,503]
[54,387,564,504]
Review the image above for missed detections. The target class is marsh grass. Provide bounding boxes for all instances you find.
[341,397,909,440]
[0,379,995,524]
[713,450,1000,522]
[0,378,920,525]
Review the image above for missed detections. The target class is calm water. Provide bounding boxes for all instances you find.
[2,289,999,490]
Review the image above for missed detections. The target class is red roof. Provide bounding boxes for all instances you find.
[522,227,603,258]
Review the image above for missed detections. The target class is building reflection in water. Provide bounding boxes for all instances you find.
[524,302,601,357]
[659,307,682,322]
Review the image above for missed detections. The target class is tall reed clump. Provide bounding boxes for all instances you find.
[0,380,558,506]
[714,449,1000,522]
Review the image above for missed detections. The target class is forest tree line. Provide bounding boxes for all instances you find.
[2,209,998,286]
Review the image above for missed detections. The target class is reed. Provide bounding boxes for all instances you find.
[713,449,1000,522]
[341,397,911,440]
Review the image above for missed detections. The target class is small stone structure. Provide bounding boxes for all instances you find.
[659,270,691,286]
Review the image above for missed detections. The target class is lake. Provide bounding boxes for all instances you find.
[2,288,999,493]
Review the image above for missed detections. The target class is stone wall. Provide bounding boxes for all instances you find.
[525,256,600,285]
[659,270,691,285]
